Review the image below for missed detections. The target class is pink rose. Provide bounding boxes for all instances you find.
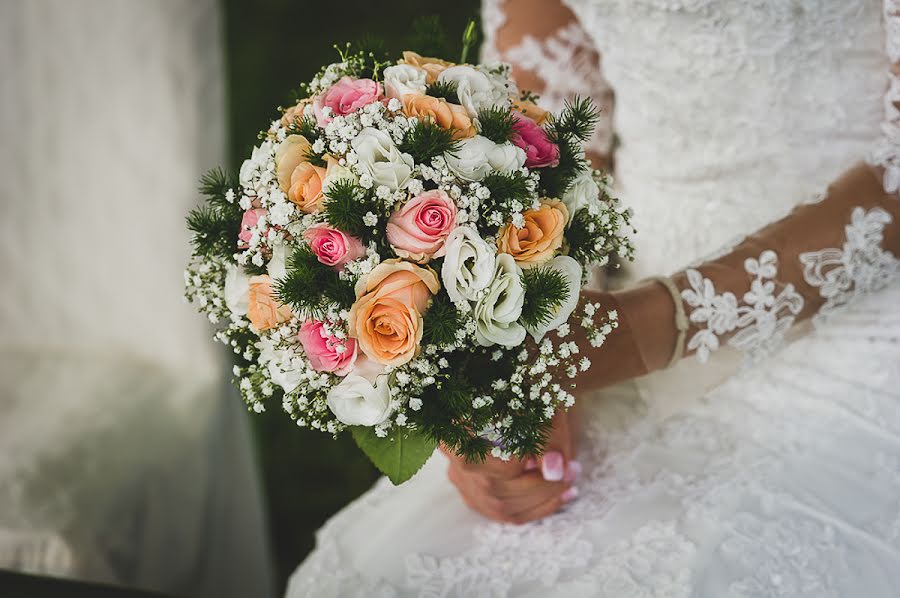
[298,320,357,376]
[302,223,366,270]
[511,111,560,168]
[386,189,458,262]
[313,77,383,126]
[239,208,267,248]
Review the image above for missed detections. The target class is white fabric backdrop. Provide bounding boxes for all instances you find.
[0,1,273,596]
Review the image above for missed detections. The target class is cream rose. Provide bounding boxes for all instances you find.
[351,127,415,190]
[382,64,428,100]
[497,199,569,267]
[437,65,512,118]
[525,256,583,342]
[224,264,249,317]
[561,171,600,223]
[275,134,311,192]
[444,135,525,182]
[440,226,496,305]
[326,374,393,427]
[474,254,527,347]
[348,260,440,366]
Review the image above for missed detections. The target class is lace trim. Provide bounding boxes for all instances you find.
[800,206,900,323]
[869,0,900,193]
[681,251,804,364]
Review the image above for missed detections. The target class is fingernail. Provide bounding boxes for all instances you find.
[561,486,579,503]
[524,458,539,471]
[541,451,565,481]
[564,460,582,482]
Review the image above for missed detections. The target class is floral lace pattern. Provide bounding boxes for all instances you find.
[800,206,900,321]
[869,0,900,193]
[681,251,804,363]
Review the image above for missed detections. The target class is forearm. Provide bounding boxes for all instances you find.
[574,163,900,391]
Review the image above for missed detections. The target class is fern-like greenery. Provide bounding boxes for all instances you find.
[275,246,355,316]
[422,293,462,346]
[539,96,600,197]
[398,118,460,164]
[476,106,517,144]
[187,168,242,259]
[424,80,459,104]
[323,179,381,242]
[520,266,570,329]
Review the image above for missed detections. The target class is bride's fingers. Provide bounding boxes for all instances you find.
[508,489,575,524]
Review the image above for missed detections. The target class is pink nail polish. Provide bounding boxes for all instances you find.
[541,451,565,481]
[564,460,582,482]
[561,486,579,503]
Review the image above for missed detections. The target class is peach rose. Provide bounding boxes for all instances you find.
[511,99,549,125]
[348,260,440,366]
[497,199,569,267]
[280,99,310,128]
[275,134,311,193]
[402,94,475,140]
[289,161,327,213]
[247,275,293,331]
[400,51,455,84]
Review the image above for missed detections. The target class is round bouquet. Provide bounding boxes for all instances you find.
[185,42,633,483]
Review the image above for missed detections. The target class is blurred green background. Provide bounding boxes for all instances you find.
[222,0,479,591]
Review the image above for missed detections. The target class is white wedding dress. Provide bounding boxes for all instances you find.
[287,1,900,596]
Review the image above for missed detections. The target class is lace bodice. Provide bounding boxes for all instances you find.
[553,0,887,279]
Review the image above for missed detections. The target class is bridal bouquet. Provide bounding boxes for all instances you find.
[185,43,632,483]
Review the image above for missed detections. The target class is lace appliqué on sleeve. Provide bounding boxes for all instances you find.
[868,0,900,193]
[800,206,900,323]
[681,251,804,364]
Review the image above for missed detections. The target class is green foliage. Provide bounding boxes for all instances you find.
[323,179,381,242]
[546,96,600,144]
[354,35,392,81]
[422,292,462,346]
[538,135,587,198]
[398,118,460,164]
[476,106,517,144]
[188,168,242,258]
[187,206,241,258]
[478,171,535,228]
[275,246,355,316]
[285,114,320,143]
[459,19,479,64]
[350,425,437,485]
[424,80,459,104]
[520,266,570,329]
[405,15,451,58]
[539,96,600,197]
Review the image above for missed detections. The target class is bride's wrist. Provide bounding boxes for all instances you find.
[609,281,680,375]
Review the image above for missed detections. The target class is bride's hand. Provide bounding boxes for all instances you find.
[442,410,581,524]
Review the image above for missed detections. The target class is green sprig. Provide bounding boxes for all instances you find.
[520,266,570,329]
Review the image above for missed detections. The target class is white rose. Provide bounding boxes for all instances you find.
[382,64,427,100]
[267,355,303,394]
[487,141,526,172]
[474,253,527,347]
[477,63,518,104]
[526,256,583,342]
[351,127,414,190]
[561,171,600,223]
[267,238,288,281]
[445,136,523,182]
[441,226,496,304]
[323,161,358,191]
[224,264,249,316]
[327,374,393,427]
[438,65,511,118]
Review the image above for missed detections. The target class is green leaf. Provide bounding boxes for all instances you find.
[350,425,437,485]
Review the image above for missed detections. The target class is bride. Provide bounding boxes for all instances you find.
[288,0,900,595]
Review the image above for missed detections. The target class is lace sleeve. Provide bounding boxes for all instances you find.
[480,0,614,167]
[869,0,900,192]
